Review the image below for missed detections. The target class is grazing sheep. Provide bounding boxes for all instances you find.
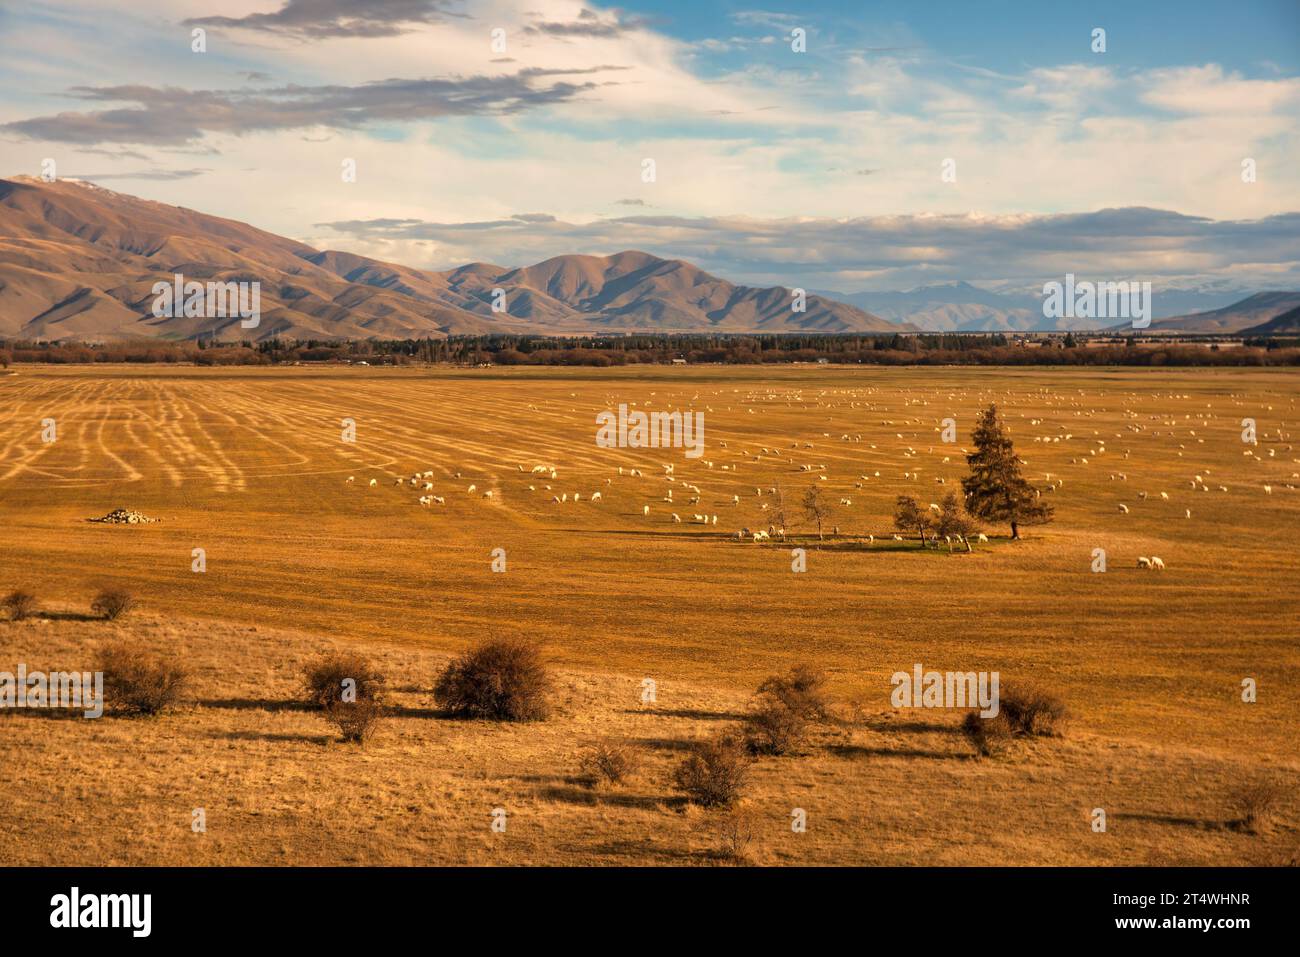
[1264,485,1273,494]
[346,476,355,484]
[977,533,988,543]
[643,505,650,516]
[369,478,377,487]
[1137,557,1151,568]
[1118,504,1129,513]
[467,484,477,493]
[591,492,602,501]
[483,490,493,499]
[1150,556,1166,569]
[1160,492,1169,500]
[424,482,434,491]
[433,496,445,505]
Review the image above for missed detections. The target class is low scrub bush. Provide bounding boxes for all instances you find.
[961,710,1013,757]
[578,739,643,787]
[2,590,36,621]
[97,642,188,715]
[674,732,753,806]
[91,589,134,621]
[997,685,1068,736]
[324,697,386,744]
[694,802,761,862]
[302,652,386,709]
[756,665,829,720]
[1230,780,1285,834]
[433,638,551,721]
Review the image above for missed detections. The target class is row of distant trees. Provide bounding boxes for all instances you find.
[2,333,1297,367]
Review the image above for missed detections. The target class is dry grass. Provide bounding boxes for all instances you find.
[0,364,1296,864]
[0,613,1295,865]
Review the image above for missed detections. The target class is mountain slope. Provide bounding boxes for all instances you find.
[0,176,900,340]
[1133,292,1300,334]
[1240,304,1300,335]
[821,282,1252,332]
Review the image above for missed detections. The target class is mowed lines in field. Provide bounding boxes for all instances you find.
[0,365,1297,759]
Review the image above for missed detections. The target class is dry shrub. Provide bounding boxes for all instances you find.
[97,641,188,715]
[743,695,810,755]
[742,665,829,754]
[2,590,36,621]
[324,697,386,744]
[433,638,551,721]
[998,685,1068,736]
[578,739,643,787]
[961,710,1013,757]
[756,665,829,720]
[673,732,753,806]
[694,801,761,862]
[302,652,386,709]
[1230,780,1286,834]
[91,588,134,621]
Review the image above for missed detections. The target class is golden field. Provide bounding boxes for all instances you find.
[0,363,1297,865]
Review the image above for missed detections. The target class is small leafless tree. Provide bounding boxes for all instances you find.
[801,485,831,540]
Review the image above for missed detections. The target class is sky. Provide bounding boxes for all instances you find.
[1,0,1298,293]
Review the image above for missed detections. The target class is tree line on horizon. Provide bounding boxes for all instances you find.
[2,332,1298,368]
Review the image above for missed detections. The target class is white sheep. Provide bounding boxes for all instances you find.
[1137,556,1151,568]
[369,478,377,487]
[346,476,355,484]
[1150,556,1165,569]
[643,505,650,516]
[977,533,988,543]
[591,492,602,501]
[1118,504,1129,513]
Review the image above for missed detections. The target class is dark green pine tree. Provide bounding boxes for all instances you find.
[961,404,1052,540]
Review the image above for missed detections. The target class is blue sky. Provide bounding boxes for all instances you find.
[1,0,1297,292]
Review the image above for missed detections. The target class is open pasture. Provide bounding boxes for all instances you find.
[0,364,1297,865]
[1,364,1297,752]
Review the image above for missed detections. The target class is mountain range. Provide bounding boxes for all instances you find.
[816,282,1263,333]
[0,176,902,341]
[0,175,1294,341]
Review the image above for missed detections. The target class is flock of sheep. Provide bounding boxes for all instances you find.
[333,383,1293,573]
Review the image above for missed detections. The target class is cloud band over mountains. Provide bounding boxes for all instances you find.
[315,207,1300,291]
